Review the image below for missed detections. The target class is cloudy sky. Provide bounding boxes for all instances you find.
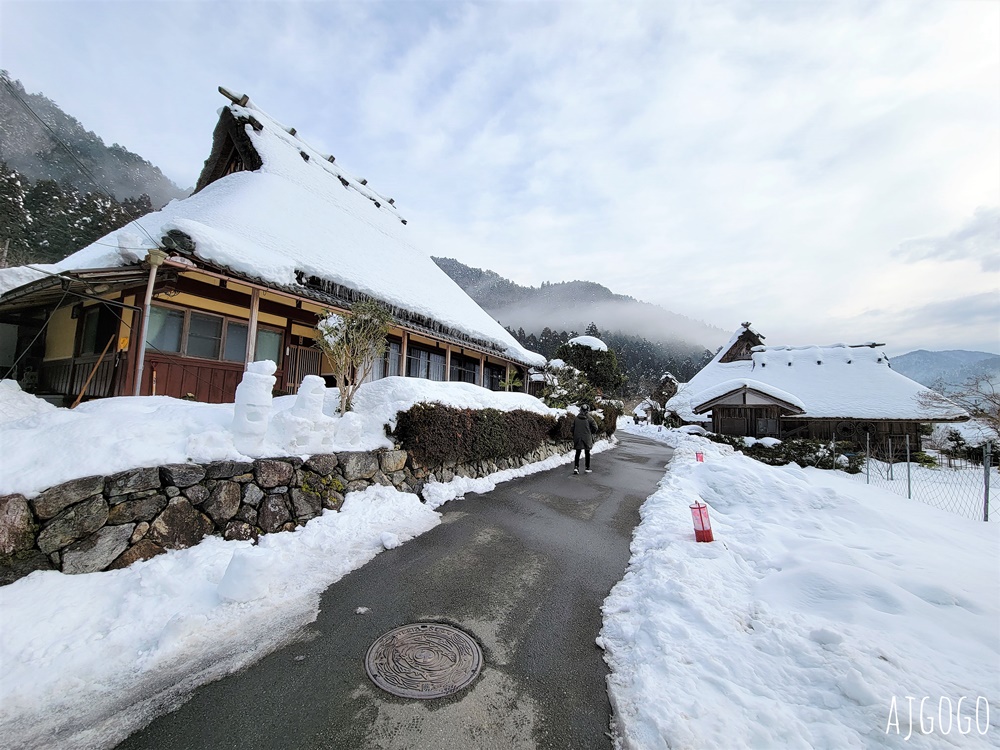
[2,0,998,355]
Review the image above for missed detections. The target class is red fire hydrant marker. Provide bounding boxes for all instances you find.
[689,501,714,543]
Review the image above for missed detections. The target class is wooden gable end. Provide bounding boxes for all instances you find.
[718,324,765,363]
[193,106,264,194]
[693,385,804,416]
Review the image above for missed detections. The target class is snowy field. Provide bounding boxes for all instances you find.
[605,422,999,749]
[2,381,997,749]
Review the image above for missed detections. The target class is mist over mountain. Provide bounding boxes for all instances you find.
[0,72,186,208]
[433,256,730,395]
[433,256,728,351]
[890,349,1000,391]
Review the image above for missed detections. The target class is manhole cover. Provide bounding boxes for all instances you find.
[365,622,482,699]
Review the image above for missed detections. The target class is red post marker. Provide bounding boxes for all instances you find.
[695,452,704,462]
[690,501,714,542]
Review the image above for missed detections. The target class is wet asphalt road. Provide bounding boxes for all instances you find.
[116,432,673,750]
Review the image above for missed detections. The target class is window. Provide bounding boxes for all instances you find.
[406,345,446,381]
[485,363,507,391]
[371,338,402,380]
[450,354,480,385]
[146,304,283,365]
[187,313,223,359]
[147,307,183,353]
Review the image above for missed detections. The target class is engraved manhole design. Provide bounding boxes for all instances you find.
[365,623,482,699]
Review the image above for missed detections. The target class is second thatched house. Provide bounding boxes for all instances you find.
[666,323,968,449]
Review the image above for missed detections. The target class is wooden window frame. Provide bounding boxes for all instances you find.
[147,302,284,365]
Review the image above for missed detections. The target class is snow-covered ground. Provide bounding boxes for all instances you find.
[605,422,999,749]
[0,377,603,749]
[1,382,997,749]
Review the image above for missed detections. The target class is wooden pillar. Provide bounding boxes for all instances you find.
[444,345,452,381]
[479,353,486,387]
[245,289,260,366]
[400,330,409,378]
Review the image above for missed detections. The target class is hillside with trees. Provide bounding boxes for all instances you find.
[1,72,185,208]
[434,257,721,396]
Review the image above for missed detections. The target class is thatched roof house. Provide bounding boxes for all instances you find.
[0,88,543,403]
[666,323,968,447]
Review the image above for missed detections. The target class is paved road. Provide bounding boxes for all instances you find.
[117,432,673,750]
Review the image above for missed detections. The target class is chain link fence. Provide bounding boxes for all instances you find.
[848,435,996,522]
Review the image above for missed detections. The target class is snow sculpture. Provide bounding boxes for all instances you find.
[269,375,336,453]
[231,360,277,455]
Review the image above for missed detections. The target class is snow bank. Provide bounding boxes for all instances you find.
[0,486,440,750]
[604,424,999,749]
[0,376,563,498]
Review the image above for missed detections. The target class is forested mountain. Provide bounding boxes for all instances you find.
[433,257,722,396]
[0,72,186,208]
[0,161,154,266]
[890,349,1000,391]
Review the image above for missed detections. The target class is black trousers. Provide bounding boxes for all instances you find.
[574,445,591,469]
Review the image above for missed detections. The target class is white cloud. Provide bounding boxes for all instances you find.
[1,0,997,353]
[894,207,1000,272]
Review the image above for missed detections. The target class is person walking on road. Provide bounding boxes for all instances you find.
[573,404,599,474]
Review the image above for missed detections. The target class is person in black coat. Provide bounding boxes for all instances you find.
[573,404,598,474]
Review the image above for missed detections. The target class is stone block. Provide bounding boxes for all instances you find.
[304,453,338,475]
[254,459,295,489]
[62,524,134,575]
[31,475,105,520]
[160,463,207,488]
[339,452,378,481]
[0,494,36,555]
[148,498,214,550]
[258,494,291,533]
[107,539,165,570]
[203,481,241,526]
[106,467,161,497]
[242,484,265,507]
[183,485,210,505]
[37,497,109,555]
[379,450,408,474]
[223,521,258,542]
[290,488,322,522]
[107,493,168,525]
[0,550,54,586]
[205,460,253,479]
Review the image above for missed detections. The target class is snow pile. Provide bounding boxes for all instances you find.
[0,376,563,498]
[0,487,440,750]
[568,335,608,351]
[604,423,999,749]
[0,378,57,425]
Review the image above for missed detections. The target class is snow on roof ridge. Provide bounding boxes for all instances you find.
[691,377,806,412]
[754,342,884,352]
[222,88,406,224]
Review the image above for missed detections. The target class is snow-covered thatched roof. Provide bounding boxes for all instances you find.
[1,89,543,368]
[667,324,969,423]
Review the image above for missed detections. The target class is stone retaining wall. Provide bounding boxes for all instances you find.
[0,440,573,585]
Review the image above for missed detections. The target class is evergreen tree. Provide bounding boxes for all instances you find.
[555,340,626,395]
[585,322,600,337]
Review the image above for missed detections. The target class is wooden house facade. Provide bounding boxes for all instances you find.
[0,89,543,404]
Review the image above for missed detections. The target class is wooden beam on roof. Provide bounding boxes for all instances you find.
[218,86,249,106]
